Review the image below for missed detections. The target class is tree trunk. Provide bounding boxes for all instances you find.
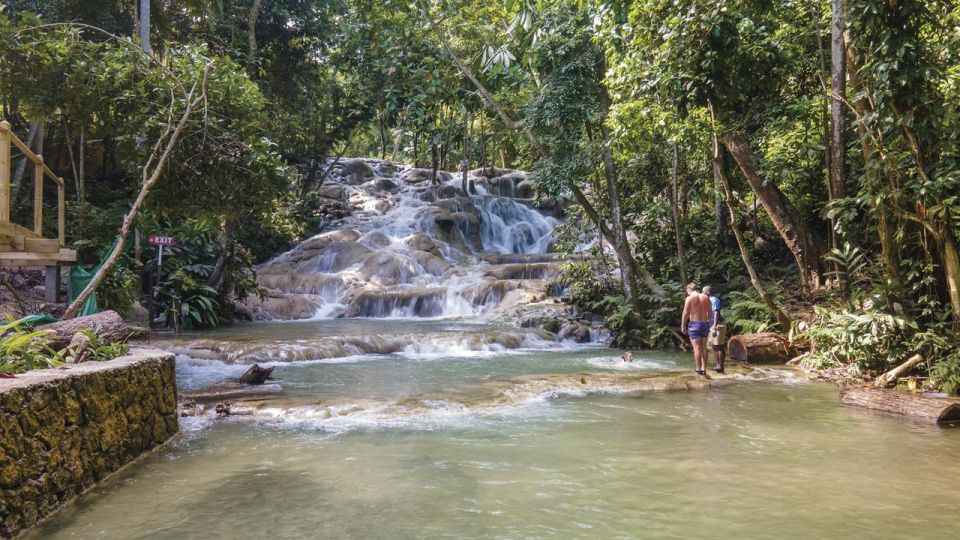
[11,120,39,199]
[840,386,960,424]
[810,2,838,248]
[727,333,796,364]
[378,112,386,160]
[670,144,688,285]
[247,0,263,63]
[139,0,151,54]
[37,310,135,350]
[721,132,826,293]
[568,184,666,299]
[713,159,729,247]
[598,92,640,313]
[430,143,439,185]
[712,136,792,331]
[941,222,960,329]
[829,0,847,251]
[845,39,899,282]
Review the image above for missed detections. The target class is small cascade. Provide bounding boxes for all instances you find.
[243,158,573,322]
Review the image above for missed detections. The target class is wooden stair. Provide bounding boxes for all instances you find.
[0,120,75,300]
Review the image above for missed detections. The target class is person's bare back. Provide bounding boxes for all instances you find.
[683,292,711,322]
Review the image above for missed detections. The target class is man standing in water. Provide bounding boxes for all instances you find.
[703,285,726,373]
[681,282,712,376]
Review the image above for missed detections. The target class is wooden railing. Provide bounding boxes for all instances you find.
[0,119,66,246]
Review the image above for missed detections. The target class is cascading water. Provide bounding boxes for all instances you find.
[243,158,565,321]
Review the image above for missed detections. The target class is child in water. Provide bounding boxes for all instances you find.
[621,351,634,363]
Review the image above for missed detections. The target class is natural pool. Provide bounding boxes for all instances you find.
[29,321,960,539]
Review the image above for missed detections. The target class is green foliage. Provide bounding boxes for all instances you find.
[930,352,960,396]
[0,319,61,374]
[560,261,610,309]
[61,328,130,364]
[824,243,875,307]
[726,286,785,334]
[98,265,138,317]
[143,216,262,330]
[803,306,923,372]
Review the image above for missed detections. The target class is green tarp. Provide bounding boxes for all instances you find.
[67,237,128,317]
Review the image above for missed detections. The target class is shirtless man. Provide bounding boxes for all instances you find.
[680,282,712,376]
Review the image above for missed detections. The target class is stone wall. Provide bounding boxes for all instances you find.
[0,350,178,538]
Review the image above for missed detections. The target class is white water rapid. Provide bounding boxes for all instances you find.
[242,159,570,322]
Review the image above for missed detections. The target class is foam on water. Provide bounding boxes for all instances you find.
[584,355,669,371]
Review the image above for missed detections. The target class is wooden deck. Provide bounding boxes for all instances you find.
[1,120,75,299]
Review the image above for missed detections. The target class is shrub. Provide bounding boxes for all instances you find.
[930,352,960,396]
[0,319,61,374]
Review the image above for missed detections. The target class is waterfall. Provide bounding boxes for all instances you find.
[245,159,566,320]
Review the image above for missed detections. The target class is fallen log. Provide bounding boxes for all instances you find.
[727,332,795,364]
[238,364,274,385]
[180,382,282,401]
[840,386,960,425]
[37,310,138,349]
[873,354,924,388]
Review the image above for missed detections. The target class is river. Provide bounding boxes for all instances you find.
[29,325,960,539]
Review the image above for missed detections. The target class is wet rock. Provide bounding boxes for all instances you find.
[359,232,392,249]
[238,293,322,320]
[319,184,348,201]
[559,322,592,343]
[413,251,452,276]
[516,179,535,198]
[362,178,399,193]
[335,158,375,184]
[469,167,516,178]
[438,185,465,199]
[358,252,421,285]
[343,288,447,318]
[405,233,442,256]
[373,200,392,213]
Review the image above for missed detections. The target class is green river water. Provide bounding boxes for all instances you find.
[28,320,960,539]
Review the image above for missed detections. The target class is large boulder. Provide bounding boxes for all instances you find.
[413,251,451,276]
[516,179,535,198]
[401,168,452,185]
[335,158,375,185]
[405,233,442,257]
[362,178,399,194]
[437,185,466,199]
[318,184,348,201]
[357,252,421,285]
[359,231,392,249]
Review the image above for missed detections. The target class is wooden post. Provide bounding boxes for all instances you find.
[57,179,65,245]
[45,265,61,303]
[0,120,10,223]
[34,155,44,235]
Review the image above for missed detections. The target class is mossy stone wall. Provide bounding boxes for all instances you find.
[0,350,178,537]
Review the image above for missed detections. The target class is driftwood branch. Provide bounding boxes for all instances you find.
[873,354,924,389]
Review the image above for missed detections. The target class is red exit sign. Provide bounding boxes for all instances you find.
[149,235,176,246]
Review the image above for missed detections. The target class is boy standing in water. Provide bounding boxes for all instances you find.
[703,286,726,373]
[680,282,711,376]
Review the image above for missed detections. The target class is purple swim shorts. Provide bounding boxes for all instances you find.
[688,321,710,340]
